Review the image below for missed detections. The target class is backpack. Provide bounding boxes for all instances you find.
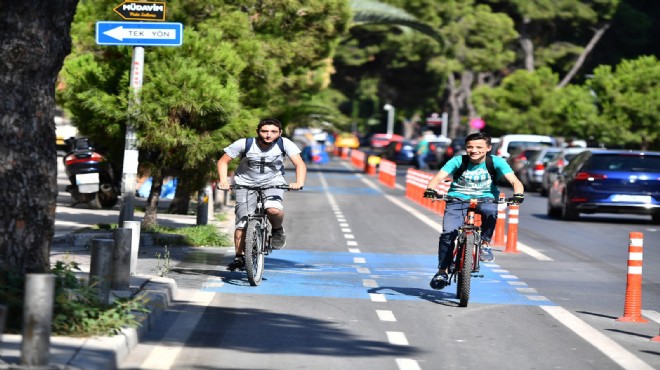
[453,154,498,180]
[242,137,287,174]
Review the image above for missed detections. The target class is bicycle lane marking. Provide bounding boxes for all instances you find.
[317,167,418,370]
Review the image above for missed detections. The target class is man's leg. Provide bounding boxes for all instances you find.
[264,188,286,249]
[478,202,498,262]
[431,202,464,289]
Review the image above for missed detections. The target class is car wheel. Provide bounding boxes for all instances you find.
[547,198,560,218]
[561,193,579,221]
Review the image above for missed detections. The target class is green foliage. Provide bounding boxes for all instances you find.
[473,68,559,135]
[0,262,148,337]
[588,55,660,149]
[143,224,231,247]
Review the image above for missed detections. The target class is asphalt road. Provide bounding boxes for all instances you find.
[112,155,660,370]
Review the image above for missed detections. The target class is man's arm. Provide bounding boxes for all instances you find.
[427,169,450,191]
[288,154,306,190]
[216,153,234,190]
[503,172,524,194]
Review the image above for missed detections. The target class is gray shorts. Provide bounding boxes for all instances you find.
[234,187,284,229]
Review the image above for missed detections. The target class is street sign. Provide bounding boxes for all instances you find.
[96,21,183,46]
[114,1,166,21]
[426,112,443,126]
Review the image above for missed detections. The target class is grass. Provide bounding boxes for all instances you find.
[77,223,231,247]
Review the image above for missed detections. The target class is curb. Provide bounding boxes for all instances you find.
[52,233,186,248]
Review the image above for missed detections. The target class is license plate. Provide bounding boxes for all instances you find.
[611,194,651,203]
[76,173,99,185]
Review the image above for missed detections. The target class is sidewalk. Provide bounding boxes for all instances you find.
[0,200,235,370]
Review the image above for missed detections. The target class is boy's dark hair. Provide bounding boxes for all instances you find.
[465,132,491,146]
[257,118,282,131]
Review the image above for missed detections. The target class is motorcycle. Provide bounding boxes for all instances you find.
[63,137,120,209]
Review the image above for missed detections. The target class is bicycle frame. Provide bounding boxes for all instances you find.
[232,184,293,286]
[433,194,509,307]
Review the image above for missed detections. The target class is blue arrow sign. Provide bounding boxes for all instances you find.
[96,21,183,46]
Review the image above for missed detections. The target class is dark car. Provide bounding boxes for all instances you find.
[541,147,591,196]
[519,147,562,192]
[547,150,660,223]
[381,140,417,165]
[440,136,467,166]
[424,139,451,169]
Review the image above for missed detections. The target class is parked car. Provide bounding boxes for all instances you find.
[547,149,660,223]
[507,147,544,179]
[492,134,557,159]
[381,140,417,165]
[370,133,404,150]
[335,132,360,149]
[541,147,593,196]
[440,136,467,165]
[518,147,562,192]
[423,138,451,169]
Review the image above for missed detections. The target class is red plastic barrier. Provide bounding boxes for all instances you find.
[378,159,397,188]
[351,150,365,169]
[405,168,450,214]
[617,232,648,323]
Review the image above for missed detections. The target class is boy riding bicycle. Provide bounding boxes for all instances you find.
[424,132,524,290]
[217,118,306,271]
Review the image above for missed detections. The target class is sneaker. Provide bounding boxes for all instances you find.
[271,228,286,250]
[430,271,449,290]
[227,256,245,271]
[480,243,495,262]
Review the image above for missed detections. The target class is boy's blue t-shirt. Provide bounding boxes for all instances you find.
[440,155,513,199]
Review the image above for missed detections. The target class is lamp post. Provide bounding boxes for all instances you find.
[383,103,395,136]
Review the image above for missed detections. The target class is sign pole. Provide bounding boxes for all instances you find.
[118,46,144,226]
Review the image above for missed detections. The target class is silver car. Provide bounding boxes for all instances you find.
[541,147,593,196]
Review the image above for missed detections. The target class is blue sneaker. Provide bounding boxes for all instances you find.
[430,271,449,290]
[480,243,495,262]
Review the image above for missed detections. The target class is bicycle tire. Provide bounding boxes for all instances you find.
[244,220,265,286]
[457,232,475,307]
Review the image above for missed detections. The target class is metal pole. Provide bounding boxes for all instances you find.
[112,228,132,290]
[441,112,448,138]
[384,104,395,136]
[119,46,144,227]
[124,220,142,275]
[196,185,210,225]
[20,273,55,367]
[90,238,115,304]
[0,303,7,347]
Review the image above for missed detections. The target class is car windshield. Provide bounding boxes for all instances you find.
[585,154,660,173]
[507,141,553,153]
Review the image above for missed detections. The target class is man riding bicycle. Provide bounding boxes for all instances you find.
[217,118,306,271]
[424,132,524,290]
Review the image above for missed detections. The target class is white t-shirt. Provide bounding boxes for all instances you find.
[224,137,301,186]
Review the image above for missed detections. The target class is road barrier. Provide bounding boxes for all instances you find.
[351,150,365,169]
[505,204,520,253]
[405,168,450,214]
[340,147,349,159]
[492,192,507,247]
[617,232,648,323]
[378,159,397,188]
[366,155,379,176]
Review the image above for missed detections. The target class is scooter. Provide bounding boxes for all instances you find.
[63,137,119,209]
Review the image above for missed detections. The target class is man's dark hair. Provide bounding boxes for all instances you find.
[465,132,491,146]
[257,118,282,131]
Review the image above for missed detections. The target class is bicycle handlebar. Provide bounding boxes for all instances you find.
[224,184,303,191]
[424,192,519,205]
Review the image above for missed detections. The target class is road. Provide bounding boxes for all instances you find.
[116,155,660,370]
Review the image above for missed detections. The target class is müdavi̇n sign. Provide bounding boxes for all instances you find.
[114,1,166,22]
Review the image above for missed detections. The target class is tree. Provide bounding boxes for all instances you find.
[1,1,79,274]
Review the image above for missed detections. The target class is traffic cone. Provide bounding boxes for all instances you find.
[617,232,648,323]
[492,192,506,247]
[504,204,520,253]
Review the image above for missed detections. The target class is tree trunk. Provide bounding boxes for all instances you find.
[168,184,191,215]
[557,24,610,88]
[519,17,535,72]
[0,1,78,274]
[142,174,164,229]
[446,73,461,138]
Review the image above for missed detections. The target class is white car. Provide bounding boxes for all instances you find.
[492,134,557,159]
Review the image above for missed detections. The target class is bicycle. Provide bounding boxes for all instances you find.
[230,184,301,286]
[426,192,516,307]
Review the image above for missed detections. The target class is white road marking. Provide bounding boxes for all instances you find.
[396,358,421,370]
[353,257,366,264]
[348,248,361,253]
[344,234,355,239]
[139,287,215,369]
[357,267,371,274]
[362,279,378,287]
[341,228,352,233]
[347,240,358,246]
[376,310,397,322]
[541,306,655,370]
[370,293,387,302]
[641,310,660,324]
[387,331,409,346]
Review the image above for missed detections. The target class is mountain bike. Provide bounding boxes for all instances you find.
[231,184,300,286]
[427,193,515,307]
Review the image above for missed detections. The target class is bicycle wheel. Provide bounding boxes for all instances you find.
[244,219,265,286]
[456,232,476,307]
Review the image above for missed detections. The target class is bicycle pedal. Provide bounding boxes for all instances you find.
[471,273,484,278]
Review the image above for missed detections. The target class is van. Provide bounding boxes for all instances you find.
[493,134,557,159]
